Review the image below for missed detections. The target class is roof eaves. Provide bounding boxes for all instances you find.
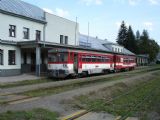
[0,39,17,45]
[0,9,47,24]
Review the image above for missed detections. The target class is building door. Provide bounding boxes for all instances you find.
[31,53,36,72]
[74,53,78,73]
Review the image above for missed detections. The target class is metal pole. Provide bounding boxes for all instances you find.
[36,46,41,76]
[75,17,77,46]
[87,22,90,47]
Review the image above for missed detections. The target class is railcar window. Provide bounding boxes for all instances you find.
[82,56,86,62]
[48,53,68,62]
[59,53,68,62]
[48,54,58,62]
[92,57,96,62]
[86,58,91,62]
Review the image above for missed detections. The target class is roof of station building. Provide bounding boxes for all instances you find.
[0,0,45,23]
[79,34,135,55]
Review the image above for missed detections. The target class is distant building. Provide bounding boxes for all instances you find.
[136,54,149,66]
[156,52,160,64]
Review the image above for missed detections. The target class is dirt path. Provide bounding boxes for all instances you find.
[0,70,158,117]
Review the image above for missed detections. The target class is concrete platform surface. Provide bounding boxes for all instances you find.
[0,74,42,83]
[75,112,116,120]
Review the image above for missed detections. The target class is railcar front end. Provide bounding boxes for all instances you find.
[48,49,74,78]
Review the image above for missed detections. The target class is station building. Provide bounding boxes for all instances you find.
[0,0,79,76]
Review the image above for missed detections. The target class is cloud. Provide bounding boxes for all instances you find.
[95,0,103,5]
[113,0,139,5]
[55,8,70,18]
[128,0,140,5]
[43,8,54,14]
[43,7,70,18]
[80,0,103,6]
[148,0,160,5]
[143,22,153,31]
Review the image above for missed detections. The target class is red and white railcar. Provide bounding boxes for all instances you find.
[114,54,136,71]
[48,49,114,78]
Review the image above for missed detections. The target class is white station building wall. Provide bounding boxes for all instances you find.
[45,12,79,46]
[0,13,44,41]
[0,44,21,70]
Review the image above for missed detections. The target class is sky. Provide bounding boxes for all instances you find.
[22,0,160,45]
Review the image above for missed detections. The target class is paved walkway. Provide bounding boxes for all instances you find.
[0,74,42,84]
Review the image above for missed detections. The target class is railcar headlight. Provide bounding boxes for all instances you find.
[63,64,68,68]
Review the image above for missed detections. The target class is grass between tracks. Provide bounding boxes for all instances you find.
[0,108,58,120]
[22,75,125,97]
[71,72,160,119]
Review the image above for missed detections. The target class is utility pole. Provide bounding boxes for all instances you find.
[87,22,90,47]
[75,17,78,46]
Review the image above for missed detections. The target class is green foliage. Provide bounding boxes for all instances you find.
[126,26,137,53]
[116,21,128,46]
[0,108,58,120]
[116,21,160,61]
[137,30,159,61]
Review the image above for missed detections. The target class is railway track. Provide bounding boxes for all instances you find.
[60,71,160,120]
[120,80,160,120]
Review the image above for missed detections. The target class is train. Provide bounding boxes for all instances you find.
[48,48,136,78]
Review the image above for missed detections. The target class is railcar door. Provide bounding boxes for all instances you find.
[113,54,117,68]
[74,53,78,73]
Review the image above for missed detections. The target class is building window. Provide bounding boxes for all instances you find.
[36,30,41,41]
[60,35,68,44]
[23,27,29,39]
[112,47,114,51]
[0,49,3,65]
[8,50,16,65]
[115,48,117,52]
[9,25,16,37]
[60,35,63,44]
[65,36,68,44]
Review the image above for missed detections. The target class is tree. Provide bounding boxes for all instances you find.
[139,30,150,54]
[138,30,160,61]
[135,30,141,54]
[136,30,140,40]
[126,26,136,53]
[148,39,159,61]
[116,21,128,46]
